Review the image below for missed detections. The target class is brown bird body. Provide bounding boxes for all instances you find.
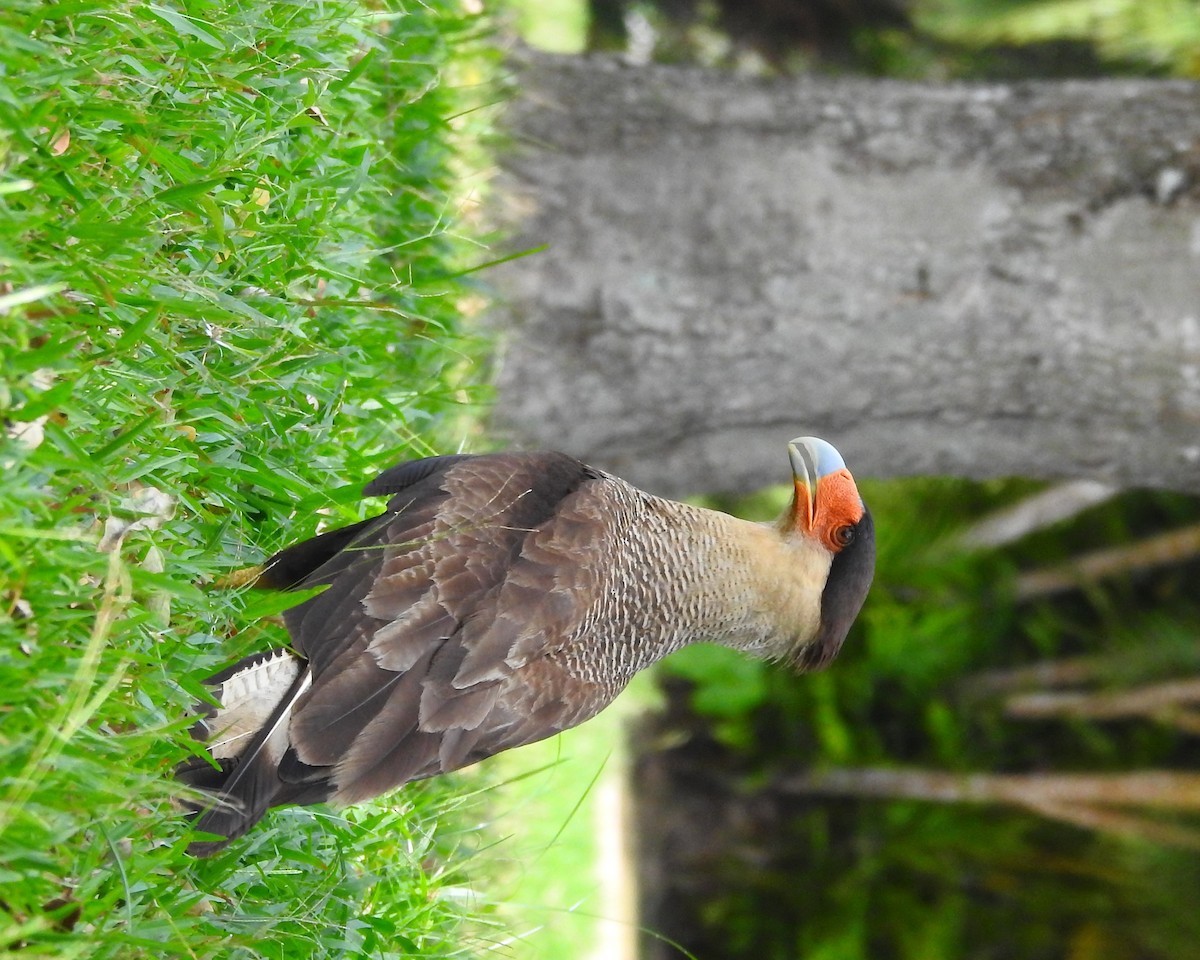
[179,439,874,855]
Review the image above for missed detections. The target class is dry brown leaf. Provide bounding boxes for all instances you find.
[50,128,70,156]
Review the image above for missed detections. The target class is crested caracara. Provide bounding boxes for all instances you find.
[178,436,874,854]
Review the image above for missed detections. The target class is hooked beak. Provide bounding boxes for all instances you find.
[788,436,848,534]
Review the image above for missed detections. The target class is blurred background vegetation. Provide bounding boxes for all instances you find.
[508,0,1200,77]
[639,479,1200,960]
[4,0,1199,958]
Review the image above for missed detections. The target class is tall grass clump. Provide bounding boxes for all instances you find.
[0,0,495,955]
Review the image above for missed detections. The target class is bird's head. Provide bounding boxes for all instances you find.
[781,436,875,671]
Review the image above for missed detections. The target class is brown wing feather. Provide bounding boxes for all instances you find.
[279,451,617,803]
[331,471,636,801]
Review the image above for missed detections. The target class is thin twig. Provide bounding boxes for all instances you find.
[961,656,1106,697]
[1015,523,1200,600]
[779,767,1200,810]
[779,768,1200,847]
[958,481,1120,550]
[1005,677,1200,721]
[1022,800,1200,850]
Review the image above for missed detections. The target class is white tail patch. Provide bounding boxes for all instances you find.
[208,650,304,759]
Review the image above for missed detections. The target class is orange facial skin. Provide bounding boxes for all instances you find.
[794,468,866,554]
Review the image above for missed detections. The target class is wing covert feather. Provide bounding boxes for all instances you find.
[281,451,624,802]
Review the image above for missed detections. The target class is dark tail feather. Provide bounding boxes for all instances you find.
[180,754,283,856]
[256,516,379,589]
[177,649,319,856]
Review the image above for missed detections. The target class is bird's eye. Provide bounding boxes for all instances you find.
[833,524,856,548]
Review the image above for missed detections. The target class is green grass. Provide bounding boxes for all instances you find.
[0,0,497,955]
[461,676,656,959]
